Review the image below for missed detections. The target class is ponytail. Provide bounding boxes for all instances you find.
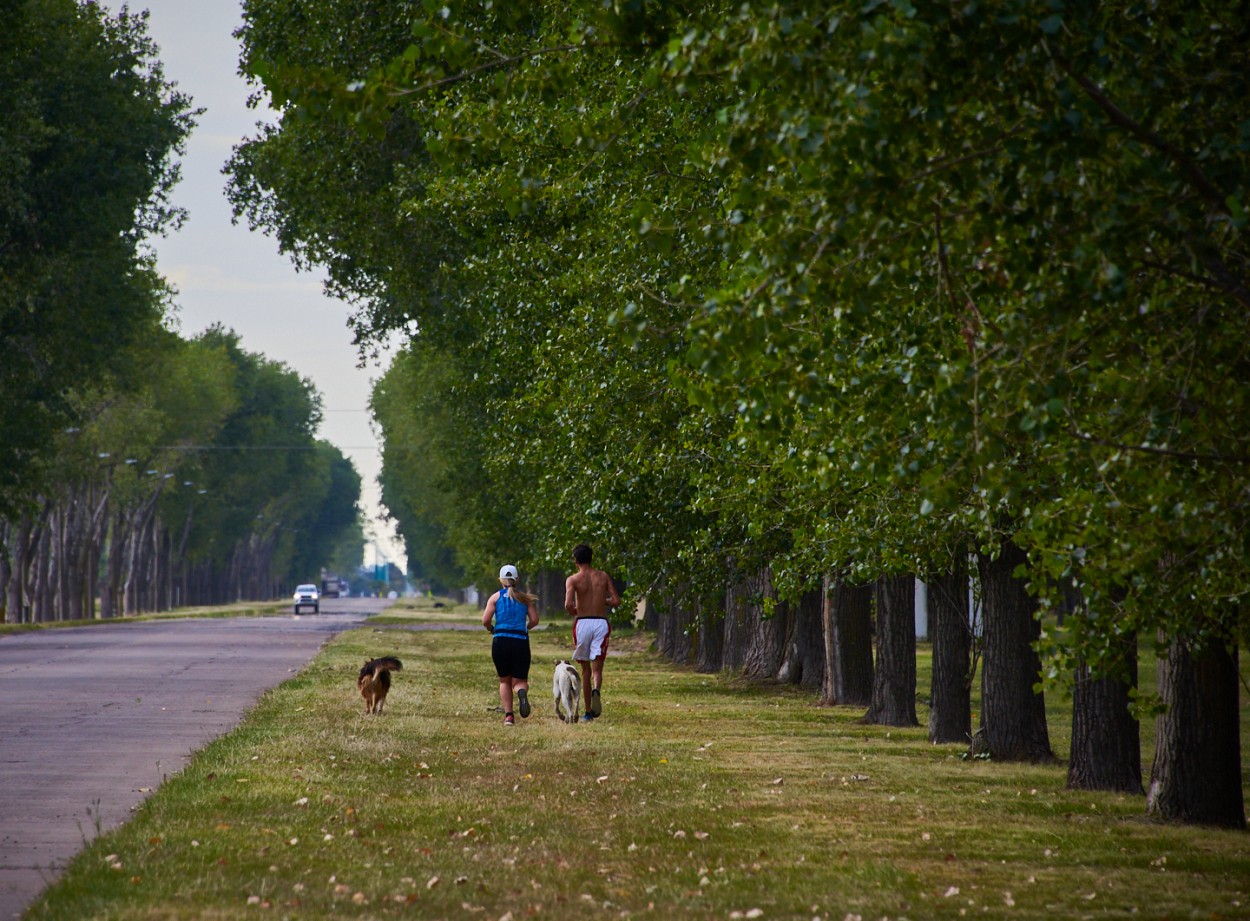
[506,585,539,606]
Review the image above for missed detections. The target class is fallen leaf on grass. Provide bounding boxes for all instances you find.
[427,876,440,889]
[943,886,960,898]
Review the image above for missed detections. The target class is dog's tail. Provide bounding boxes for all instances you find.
[361,656,403,678]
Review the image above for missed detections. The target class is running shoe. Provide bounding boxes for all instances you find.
[517,689,530,718]
[504,712,515,727]
[590,687,602,717]
[580,712,596,722]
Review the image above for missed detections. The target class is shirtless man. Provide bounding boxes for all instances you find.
[564,543,621,721]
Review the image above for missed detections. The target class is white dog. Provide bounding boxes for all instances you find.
[552,660,581,724]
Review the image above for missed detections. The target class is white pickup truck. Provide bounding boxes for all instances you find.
[293,584,320,614]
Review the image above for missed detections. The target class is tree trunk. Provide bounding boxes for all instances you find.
[33,515,52,622]
[1147,637,1245,828]
[928,558,972,744]
[822,576,873,706]
[743,568,787,681]
[778,586,824,688]
[655,586,692,665]
[1068,637,1142,793]
[695,594,724,673]
[0,522,10,622]
[6,517,32,623]
[977,540,1053,762]
[643,593,658,631]
[722,577,752,672]
[862,574,918,726]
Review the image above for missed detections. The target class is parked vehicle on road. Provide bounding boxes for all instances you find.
[320,575,343,598]
[293,584,319,614]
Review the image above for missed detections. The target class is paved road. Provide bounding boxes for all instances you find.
[0,598,388,919]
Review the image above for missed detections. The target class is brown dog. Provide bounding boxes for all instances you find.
[357,656,403,714]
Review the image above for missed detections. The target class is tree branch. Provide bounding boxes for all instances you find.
[1067,426,1250,465]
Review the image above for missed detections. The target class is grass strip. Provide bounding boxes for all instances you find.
[26,606,1250,920]
[0,601,290,636]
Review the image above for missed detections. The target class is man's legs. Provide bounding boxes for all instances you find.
[589,656,605,716]
[578,660,593,713]
[577,656,605,717]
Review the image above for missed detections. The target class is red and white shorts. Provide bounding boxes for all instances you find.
[572,617,611,661]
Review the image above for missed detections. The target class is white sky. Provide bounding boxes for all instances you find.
[97,0,406,572]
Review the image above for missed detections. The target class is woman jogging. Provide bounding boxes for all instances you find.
[482,564,540,727]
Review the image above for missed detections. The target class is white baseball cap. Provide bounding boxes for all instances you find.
[499,564,518,581]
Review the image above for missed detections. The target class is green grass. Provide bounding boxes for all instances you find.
[26,605,1250,920]
[0,601,289,635]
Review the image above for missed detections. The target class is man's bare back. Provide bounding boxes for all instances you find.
[564,564,620,619]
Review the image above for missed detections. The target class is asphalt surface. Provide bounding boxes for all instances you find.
[0,598,389,919]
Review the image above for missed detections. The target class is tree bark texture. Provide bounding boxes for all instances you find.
[721,577,753,672]
[977,540,1053,762]
[777,587,825,688]
[695,594,725,673]
[1147,637,1245,828]
[730,564,785,679]
[654,585,694,666]
[928,559,973,745]
[1068,636,1142,794]
[863,574,918,727]
[536,568,566,617]
[741,568,787,681]
[822,576,874,706]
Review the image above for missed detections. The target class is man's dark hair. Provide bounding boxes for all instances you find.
[573,543,593,564]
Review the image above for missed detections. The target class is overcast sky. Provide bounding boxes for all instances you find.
[96,0,406,572]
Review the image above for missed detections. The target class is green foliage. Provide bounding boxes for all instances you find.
[0,0,196,513]
[229,0,1249,675]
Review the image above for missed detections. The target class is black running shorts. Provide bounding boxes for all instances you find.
[491,635,531,680]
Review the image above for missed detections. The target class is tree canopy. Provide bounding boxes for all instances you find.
[0,0,196,513]
[232,0,1248,662]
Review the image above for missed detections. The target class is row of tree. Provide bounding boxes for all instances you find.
[227,1,1247,828]
[0,0,364,621]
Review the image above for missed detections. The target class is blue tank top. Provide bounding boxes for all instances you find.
[494,589,529,640]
